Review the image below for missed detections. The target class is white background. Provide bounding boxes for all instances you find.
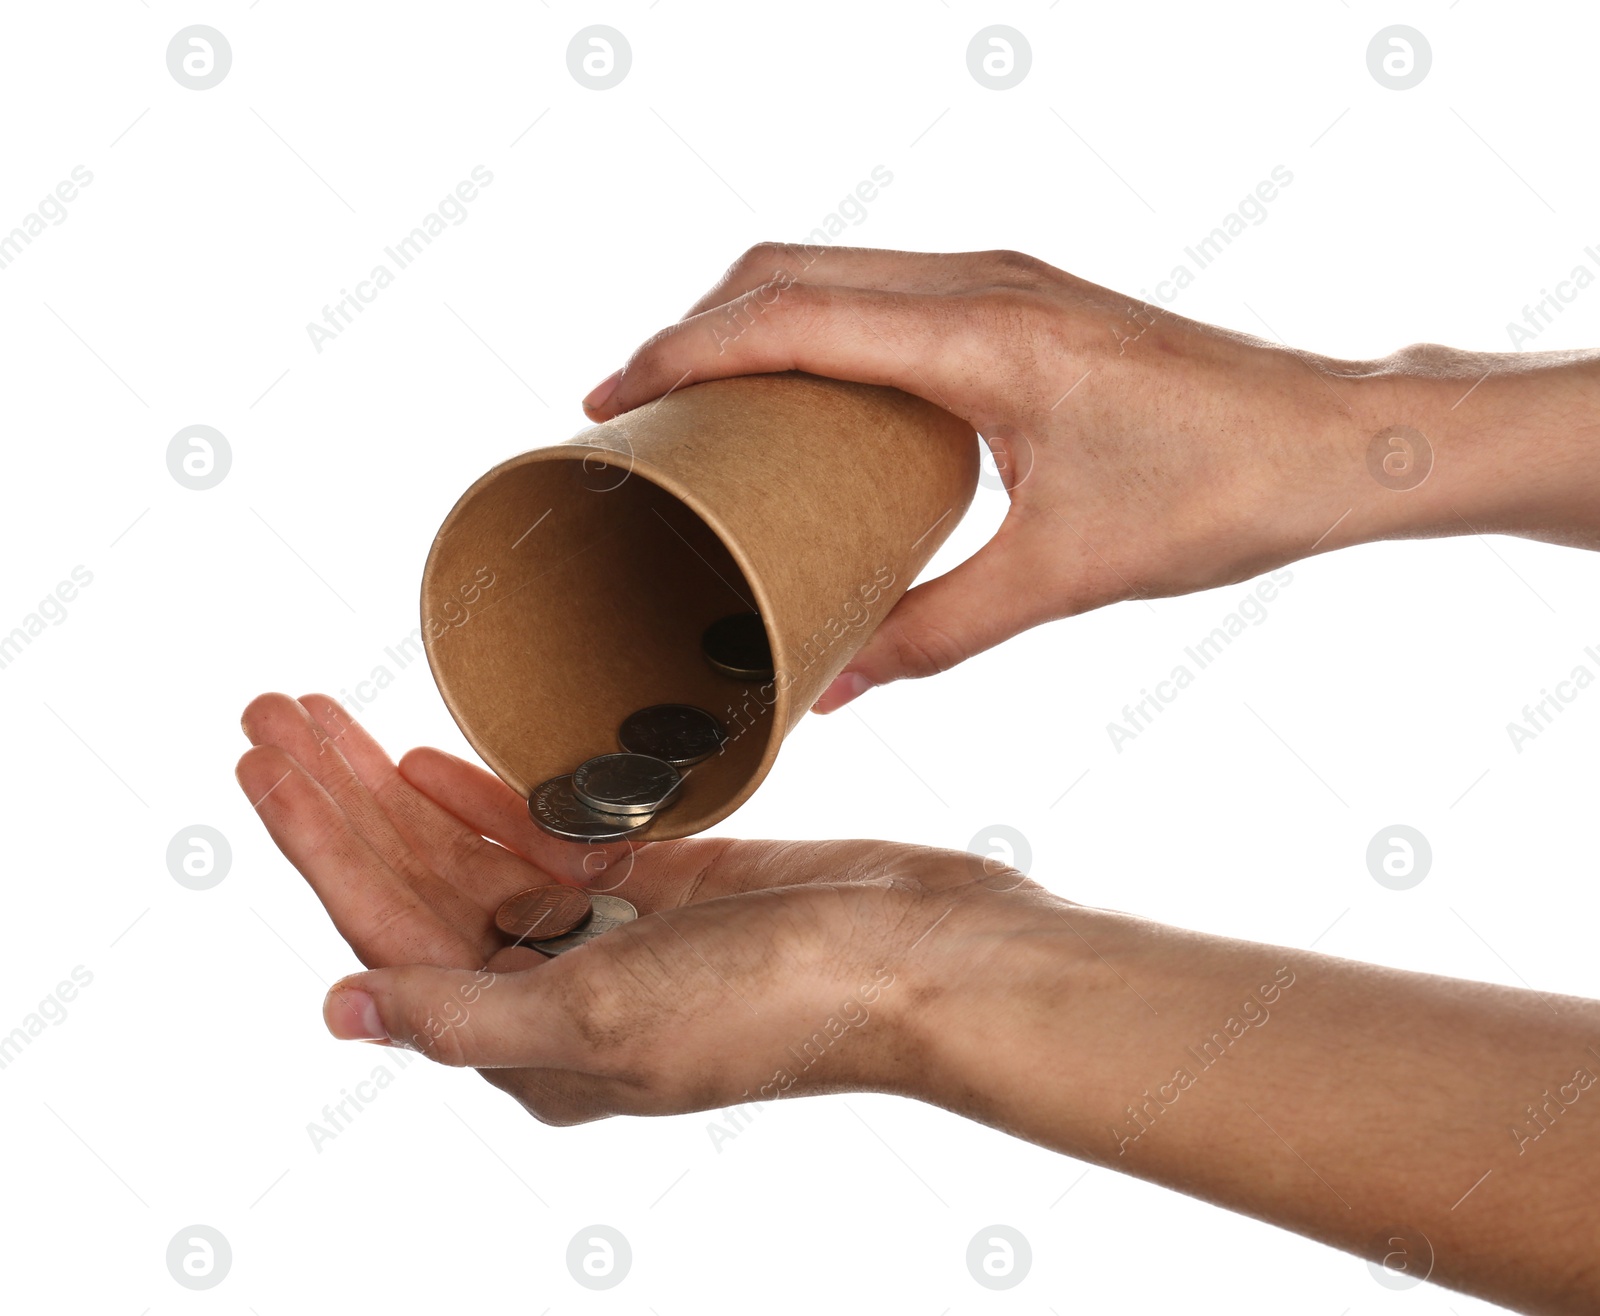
[1,2,1595,1311]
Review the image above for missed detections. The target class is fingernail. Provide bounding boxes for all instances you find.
[583,368,623,415]
[325,988,388,1043]
[812,671,875,714]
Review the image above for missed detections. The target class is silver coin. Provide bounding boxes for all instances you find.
[572,753,681,817]
[529,775,654,842]
[618,704,728,766]
[702,611,773,680]
[532,893,638,956]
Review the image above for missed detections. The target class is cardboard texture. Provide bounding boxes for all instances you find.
[421,371,978,839]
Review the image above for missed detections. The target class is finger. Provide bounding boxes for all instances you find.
[235,743,477,968]
[398,746,706,907]
[486,944,548,973]
[396,745,635,884]
[677,244,1006,320]
[324,966,587,1069]
[324,972,643,1120]
[298,694,549,910]
[243,693,488,939]
[589,283,992,422]
[812,534,1044,712]
[397,747,883,913]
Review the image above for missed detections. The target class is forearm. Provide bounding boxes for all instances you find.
[910,899,1600,1312]
[1296,343,1600,556]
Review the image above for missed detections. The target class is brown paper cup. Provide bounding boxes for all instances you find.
[421,371,977,840]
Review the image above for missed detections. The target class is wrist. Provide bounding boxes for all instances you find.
[892,888,1132,1147]
[1294,344,1600,554]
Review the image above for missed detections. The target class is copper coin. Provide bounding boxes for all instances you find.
[494,884,593,942]
[532,894,638,957]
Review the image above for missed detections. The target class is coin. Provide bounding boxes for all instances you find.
[572,753,682,817]
[532,893,639,956]
[618,704,728,766]
[494,884,593,941]
[529,774,655,842]
[702,611,773,680]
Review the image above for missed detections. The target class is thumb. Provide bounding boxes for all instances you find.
[814,540,1028,713]
[324,967,554,1069]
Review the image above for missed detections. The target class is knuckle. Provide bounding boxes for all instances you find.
[551,941,683,1082]
[981,248,1049,282]
[625,320,678,368]
[426,1027,471,1068]
[1389,341,1459,370]
[556,956,640,1055]
[397,1006,472,1067]
[733,241,793,281]
[883,620,966,680]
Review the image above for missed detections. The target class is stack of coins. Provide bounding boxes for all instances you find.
[526,612,773,842]
[495,883,639,958]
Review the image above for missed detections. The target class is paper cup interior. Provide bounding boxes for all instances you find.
[422,449,779,840]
